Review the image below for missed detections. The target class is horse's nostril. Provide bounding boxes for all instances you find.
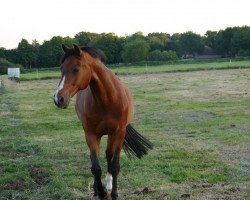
[59,96,64,103]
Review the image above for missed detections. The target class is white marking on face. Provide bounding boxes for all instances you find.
[54,76,65,104]
[106,173,113,193]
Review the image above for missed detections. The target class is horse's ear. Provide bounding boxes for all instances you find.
[62,44,70,53]
[73,44,81,56]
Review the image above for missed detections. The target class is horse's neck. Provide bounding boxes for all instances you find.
[89,62,118,104]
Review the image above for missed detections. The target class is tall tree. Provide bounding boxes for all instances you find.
[31,40,40,67]
[231,26,250,56]
[74,32,100,46]
[165,33,181,57]
[146,32,170,51]
[94,33,124,64]
[17,39,36,68]
[122,38,150,62]
[38,36,75,67]
[215,27,239,56]
[204,31,218,49]
[179,31,203,57]
[0,48,6,58]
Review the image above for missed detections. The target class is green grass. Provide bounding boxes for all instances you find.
[0,68,249,199]
[18,60,250,81]
[20,70,60,81]
[112,60,250,74]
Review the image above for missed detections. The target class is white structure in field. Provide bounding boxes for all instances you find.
[8,68,20,78]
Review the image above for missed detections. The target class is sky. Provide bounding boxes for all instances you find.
[1,0,250,49]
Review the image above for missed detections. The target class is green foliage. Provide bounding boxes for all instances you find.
[148,50,162,61]
[146,32,170,51]
[17,39,37,68]
[126,31,146,42]
[237,49,250,57]
[0,58,23,75]
[165,33,182,57]
[1,26,250,68]
[161,50,178,61]
[231,26,250,56]
[75,32,125,64]
[122,39,150,62]
[148,50,178,61]
[204,30,218,49]
[75,31,100,46]
[38,36,76,68]
[0,47,6,58]
[179,31,203,57]
[94,33,124,63]
[215,27,239,56]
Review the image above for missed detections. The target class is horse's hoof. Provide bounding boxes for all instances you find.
[93,194,110,200]
[93,195,110,200]
[102,194,110,200]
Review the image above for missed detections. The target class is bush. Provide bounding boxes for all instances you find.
[0,58,23,75]
[148,50,178,61]
[148,50,163,61]
[122,39,150,62]
[161,50,178,61]
[237,49,250,57]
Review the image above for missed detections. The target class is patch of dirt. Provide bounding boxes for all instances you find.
[180,193,191,199]
[118,182,250,200]
[133,187,153,195]
[179,131,197,138]
[0,181,29,191]
[29,167,50,185]
[222,148,250,175]
[178,111,215,122]
[190,182,249,200]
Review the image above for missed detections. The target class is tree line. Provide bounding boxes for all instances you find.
[0,26,250,69]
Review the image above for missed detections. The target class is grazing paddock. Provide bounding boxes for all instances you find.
[0,69,249,199]
[19,60,250,81]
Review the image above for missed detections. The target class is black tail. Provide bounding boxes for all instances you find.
[123,124,154,159]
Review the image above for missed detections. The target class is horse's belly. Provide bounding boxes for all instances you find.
[75,87,131,134]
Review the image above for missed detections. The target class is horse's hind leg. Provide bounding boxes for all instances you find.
[106,129,126,200]
[85,134,107,199]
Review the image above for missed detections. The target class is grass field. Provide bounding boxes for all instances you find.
[19,60,250,81]
[0,68,250,199]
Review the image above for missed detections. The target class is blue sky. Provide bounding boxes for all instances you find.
[1,0,249,49]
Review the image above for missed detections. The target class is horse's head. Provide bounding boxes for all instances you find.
[53,44,92,108]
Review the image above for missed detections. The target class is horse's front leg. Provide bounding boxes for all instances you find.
[106,129,126,200]
[86,134,107,199]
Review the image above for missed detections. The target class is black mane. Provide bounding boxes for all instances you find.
[60,46,107,64]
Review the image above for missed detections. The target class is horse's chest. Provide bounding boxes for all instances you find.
[76,89,129,134]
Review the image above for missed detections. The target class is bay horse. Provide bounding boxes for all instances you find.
[53,44,153,200]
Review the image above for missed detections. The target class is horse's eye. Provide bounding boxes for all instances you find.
[73,68,79,73]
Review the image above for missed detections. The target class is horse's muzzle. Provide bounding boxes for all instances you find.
[54,93,69,109]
